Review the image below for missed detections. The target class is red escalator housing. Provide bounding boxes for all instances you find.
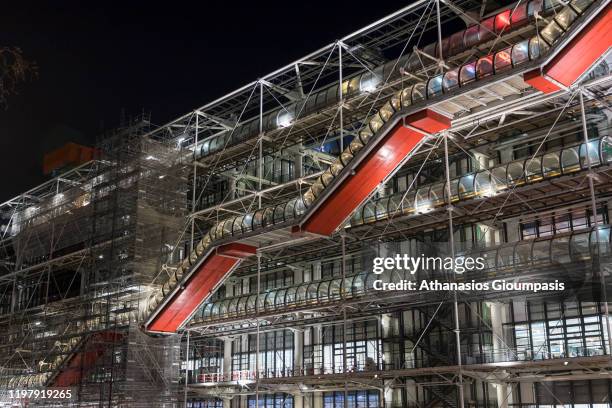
[147,243,256,333]
[52,331,124,387]
[525,5,612,93]
[302,109,451,236]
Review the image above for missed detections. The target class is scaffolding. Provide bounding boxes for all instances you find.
[0,113,187,406]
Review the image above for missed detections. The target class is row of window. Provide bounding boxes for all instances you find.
[195,222,612,323]
[350,138,611,226]
[521,206,608,239]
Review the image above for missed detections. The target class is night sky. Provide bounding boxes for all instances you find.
[0,1,419,202]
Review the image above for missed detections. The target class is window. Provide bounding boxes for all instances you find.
[519,205,609,239]
[323,391,379,408]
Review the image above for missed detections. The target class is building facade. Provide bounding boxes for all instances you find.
[0,0,611,406]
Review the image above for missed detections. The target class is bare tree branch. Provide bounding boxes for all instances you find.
[0,47,38,108]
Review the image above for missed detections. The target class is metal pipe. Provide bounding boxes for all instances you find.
[339,42,344,153]
[444,133,465,408]
[191,113,199,252]
[437,0,444,64]
[341,233,348,408]
[255,252,262,406]
[259,82,264,210]
[184,329,190,405]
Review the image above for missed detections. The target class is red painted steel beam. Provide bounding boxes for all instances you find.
[147,243,256,333]
[525,5,612,93]
[302,109,451,236]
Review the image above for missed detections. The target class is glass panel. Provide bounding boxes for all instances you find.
[555,7,578,29]
[476,55,494,78]
[229,297,240,315]
[529,36,549,60]
[443,69,460,91]
[284,199,296,220]
[460,62,476,85]
[495,10,512,32]
[238,297,248,314]
[199,140,211,157]
[525,157,543,182]
[296,285,308,303]
[528,0,544,16]
[579,139,601,168]
[464,25,480,48]
[252,209,264,230]
[415,186,432,213]
[329,279,342,300]
[214,222,224,240]
[350,207,365,226]
[491,166,508,190]
[511,40,530,66]
[262,207,274,228]
[211,303,220,317]
[571,0,595,13]
[475,171,495,197]
[447,178,459,201]
[203,303,214,318]
[402,191,417,215]
[369,114,384,133]
[429,183,445,206]
[343,277,354,297]
[273,203,286,224]
[591,226,611,256]
[458,174,475,199]
[506,161,525,184]
[275,289,287,306]
[232,216,245,235]
[479,16,496,41]
[307,283,318,302]
[242,213,254,232]
[514,241,533,266]
[257,294,265,311]
[427,76,444,98]
[375,197,390,220]
[365,273,378,291]
[551,236,571,264]
[532,239,551,263]
[542,152,561,177]
[286,287,298,305]
[602,137,612,162]
[511,3,528,24]
[363,202,377,223]
[264,292,274,311]
[294,198,306,216]
[561,146,580,173]
[571,232,590,260]
[353,275,366,294]
[318,281,330,302]
[449,31,465,54]
[388,194,402,218]
[540,22,564,45]
[400,86,413,108]
[482,249,497,271]
[412,83,426,102]
[498,245,514,268]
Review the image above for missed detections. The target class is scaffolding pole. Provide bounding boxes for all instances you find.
[256,251,262,406]
[444,133,465,408]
